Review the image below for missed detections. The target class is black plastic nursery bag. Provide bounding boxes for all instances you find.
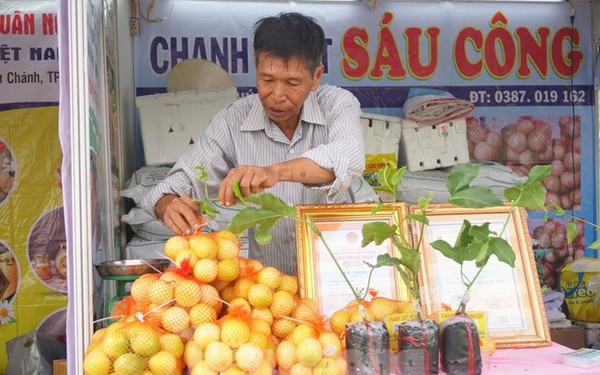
[345,320,390,374]
[396,318,439,374]
[440,314,482,375]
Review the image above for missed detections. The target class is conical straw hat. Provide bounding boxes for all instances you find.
[166,58,235,92]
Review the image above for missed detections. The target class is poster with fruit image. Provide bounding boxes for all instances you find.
[0,1,66,371]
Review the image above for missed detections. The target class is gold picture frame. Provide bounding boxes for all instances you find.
[411,204,551,348]
[295,203,410,318]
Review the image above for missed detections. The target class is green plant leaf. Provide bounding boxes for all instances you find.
[454,220,474,249]
[418,195,432,211]
[488,237,516,267]
[371,253,401,268]
[567,221,578,244]
[362,222,397,246]
[447,163,479,195]
[449,186,503,208]
[469,222,492,242]
[588,239,600,250]
[245,193,297,216]
[526,164,551,183]
[430,240,462,264]
[474,241,491,268]
[391,166,407,187]
[405,213,429,225]
[371,202,386,214]
[504,181,547,209]
[232,181,247,204]
[254,217,279,245]
[397,245,421,275]
[227,207,284,236]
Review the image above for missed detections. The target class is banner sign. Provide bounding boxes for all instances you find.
[0,1,65,371]
[133,1,596,290]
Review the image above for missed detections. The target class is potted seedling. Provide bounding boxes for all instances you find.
[360,162,552,374]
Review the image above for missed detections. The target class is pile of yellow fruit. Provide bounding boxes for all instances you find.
[84,230,348,374]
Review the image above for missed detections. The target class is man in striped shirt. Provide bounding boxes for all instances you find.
[141,12,376,276]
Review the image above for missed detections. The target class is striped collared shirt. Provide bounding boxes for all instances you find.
[141,84,371,275]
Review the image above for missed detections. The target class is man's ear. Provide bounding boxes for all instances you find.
[311,64,324,91]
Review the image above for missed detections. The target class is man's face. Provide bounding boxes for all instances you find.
[255,53,323,130]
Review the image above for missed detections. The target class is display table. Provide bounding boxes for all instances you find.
[487,342,597,374]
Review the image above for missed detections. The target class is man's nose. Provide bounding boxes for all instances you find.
[271,82,286,102]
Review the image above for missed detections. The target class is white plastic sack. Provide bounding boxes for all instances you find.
[6,332,66,375]
[120,166,172,206]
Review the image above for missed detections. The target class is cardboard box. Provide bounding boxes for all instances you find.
[398,118,469,172]
[53,359,67,375]
[136,88,238,166]
[550,325,585,349]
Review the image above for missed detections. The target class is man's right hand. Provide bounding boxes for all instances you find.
[155,194,203,236]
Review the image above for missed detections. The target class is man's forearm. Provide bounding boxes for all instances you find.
[270,157,335,185]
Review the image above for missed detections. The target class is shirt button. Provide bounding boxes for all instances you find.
[289,149,294,154]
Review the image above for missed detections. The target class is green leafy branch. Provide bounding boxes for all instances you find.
[193,165,220,220]
[226,183,367,315]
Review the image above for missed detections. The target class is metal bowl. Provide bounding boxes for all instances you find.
[94,259,172,277]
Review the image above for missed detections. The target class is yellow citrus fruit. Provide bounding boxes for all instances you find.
[174,279,202,307]
[212,279,231,292]
[248,331,269,350]
[217,259,240,282]
[164,236,189,259]
[149,279,175,305]
[198,284,222,311]
[204,341,233,372]
[290,324,318,347]
[214,230,238,242]
[162,306,190,334]
[129,324,161,357]
[337,356,348,374]
[160,270,186,286]
[175,249,198,268]
[271,317,296,339]
[313,357,342,375]
[83,349,111,375]
[318,332,342,358]
[148,350,178,375]
[233,277,255,299]
[330,309,350,336]
[248,283,273,308]
[189,303,217,327]
[289,362,313,375]
[193,258,218,283]
[235,342,264,372]
[144,303,169,327]
[295,337,323,368]
[250,360,273,375]
[270,290,296,317]
[113,352,145,375]
[368,297,399,321]
[189,235,219,259]
[251,307,274,325]
[190,361,218,375]
[183,340,203,368]
[398,300,415,313]
[101,331,130,358]
[293,302,318,322]
[193,322,220,349]
[130,274,159,305]
[250,318,272,338]
[159,333,184,358]
[276,340,298,369]
[221,317,251,349]
[263,346,277,368]
[220,286,237,303]
[278,274,298,295]
[257,266,281,290]
[217,238,241,260]
[228,297,252,314]
[223,365,246,375]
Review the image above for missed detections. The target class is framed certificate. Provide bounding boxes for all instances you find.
[412,204,551,348]
[295,203,410,318]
